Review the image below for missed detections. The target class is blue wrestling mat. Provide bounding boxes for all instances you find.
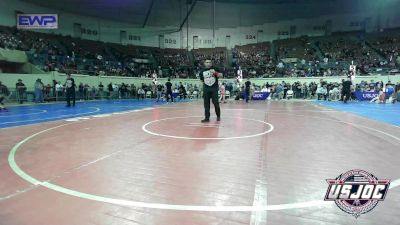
[0,99,189,128]
[316,101,400,126]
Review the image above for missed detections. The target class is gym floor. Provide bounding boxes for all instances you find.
[0,100,399,225]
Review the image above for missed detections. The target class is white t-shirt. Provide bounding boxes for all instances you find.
[56,84,63,91]
[113,84,119,91]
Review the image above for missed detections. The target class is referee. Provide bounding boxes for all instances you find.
[199,58,223,122]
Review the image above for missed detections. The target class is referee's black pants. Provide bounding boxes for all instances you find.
[203,89,220,120]
[66,88,75,106]
[343,90,351,103]
[165,90,173,102]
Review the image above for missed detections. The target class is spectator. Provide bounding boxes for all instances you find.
[34,78,44,103]
[55,81,63,101]
[16,79,26,104]
[0,81,9,110]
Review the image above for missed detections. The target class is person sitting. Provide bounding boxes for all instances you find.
[316,85,328,100]
[219,83,227,103]
[286,89,294,100]
[137,88,145,100]
[329,87,340,101]
[370,88,385,104]
[388,90,398,104]
[261,85,268,92]
[179,84,187,100]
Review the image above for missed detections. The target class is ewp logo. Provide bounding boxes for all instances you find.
[17,14,58,29]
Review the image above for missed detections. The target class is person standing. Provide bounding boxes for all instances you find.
[165,78,174,102]
[78,83,84,101]
[342,77,352,103]
[107,83,113,99]
[0,82,9,110]
[219,82,227,103]
[65,74,76,107]
[34,79,44,103]
[98,82,104,99]
[52,80,57,99]
[15,79,26,104]
[199,59,223,122]
[245,78,251,103]
[55,81,63,101]
[156,83,164,102]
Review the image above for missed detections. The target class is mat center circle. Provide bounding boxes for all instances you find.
[142,116,274,140]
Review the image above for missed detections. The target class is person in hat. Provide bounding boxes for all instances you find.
[16,79,26,104]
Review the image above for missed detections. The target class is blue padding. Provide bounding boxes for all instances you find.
[0,99,190,128]
[316,101,400,126]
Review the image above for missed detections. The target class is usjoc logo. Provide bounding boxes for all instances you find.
[17,14,58,29]
[325,169,390,218]
[253,94,263,98]
[362,93,378,99]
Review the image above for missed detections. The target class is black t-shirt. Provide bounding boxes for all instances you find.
[165,82,172,91]
[16,82,26,92]
[98,84,104,91]
[0,84,9,96]
[157,84,163,92]
[284,85,288,91]
[342,80,352,91]
[245,81,251,91]
[66,78,75,90]
[179,85,186,93]
[200,67,219,91]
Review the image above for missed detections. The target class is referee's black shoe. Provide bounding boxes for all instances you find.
[201,118,210,123]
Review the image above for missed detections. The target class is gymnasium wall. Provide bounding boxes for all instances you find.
[1,72,399,91]
[1,0,400,49]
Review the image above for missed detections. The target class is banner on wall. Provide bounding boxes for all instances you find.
[355,89,396,101]
[17,14,58,29]
[241,92,270,100]
[252,92,270,100]
[355,91,379,100]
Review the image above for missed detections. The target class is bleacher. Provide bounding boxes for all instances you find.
[274,37,318,62]
[1,25,400,78]
[192,47,227,67]
[152,48,189,68]
[366,28,400,66]
[232,42,272,68]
